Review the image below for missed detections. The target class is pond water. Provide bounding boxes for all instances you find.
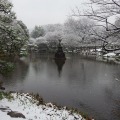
[2,54,120,120]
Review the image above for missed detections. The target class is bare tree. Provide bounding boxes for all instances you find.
[64,18,95,44]
[72,0,120,52]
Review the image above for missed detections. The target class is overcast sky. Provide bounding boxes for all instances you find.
[11,0,88,29]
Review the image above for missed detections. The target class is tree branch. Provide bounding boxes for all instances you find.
[112,0,120,7]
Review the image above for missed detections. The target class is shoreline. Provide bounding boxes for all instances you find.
[0,91,94,120]
[72,54,120,65]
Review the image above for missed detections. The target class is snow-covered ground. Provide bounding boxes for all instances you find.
[0,92,90,120]
[103,52,116,57]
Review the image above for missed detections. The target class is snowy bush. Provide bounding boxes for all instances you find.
[0,0,29,57]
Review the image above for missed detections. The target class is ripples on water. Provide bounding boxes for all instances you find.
[2,54,120,120]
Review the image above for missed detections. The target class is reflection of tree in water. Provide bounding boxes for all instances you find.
[64,57,88,85]
[29,52,66,77]
[3,59,29,85]
[113,70,120,119]
[103,75,120,120]
[112,96,120,120]
[31,54,51,73]
[106,82,120,119]
[54,59,65,77]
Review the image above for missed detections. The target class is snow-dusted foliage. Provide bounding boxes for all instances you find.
[36,37,47,44]
[64,18,95,44]
[43,24,63,33]
[0,0,29,56]
[63,34,80,47]
[45,31,62,48]
[31,26,45,39]
[30,18,97,52]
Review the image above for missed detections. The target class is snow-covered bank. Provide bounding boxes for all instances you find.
[0,92,93,120]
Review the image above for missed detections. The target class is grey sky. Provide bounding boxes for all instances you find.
[11,0,88,29]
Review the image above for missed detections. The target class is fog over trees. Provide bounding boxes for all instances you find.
[30,18,98,52]
[29,0,120,53]
[1,0,120,56]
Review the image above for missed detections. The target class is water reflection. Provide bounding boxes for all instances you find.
[54,59,65,77]
[113,98,120,119]
[2,59,29,90]
[2,54,120,120]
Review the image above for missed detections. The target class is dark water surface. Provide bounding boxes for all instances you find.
[2,54,120,120]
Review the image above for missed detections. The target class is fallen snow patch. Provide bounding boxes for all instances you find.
[103,52,116,57]
[0,92,90,120]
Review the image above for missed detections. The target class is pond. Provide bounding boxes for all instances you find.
[2,54,120,120]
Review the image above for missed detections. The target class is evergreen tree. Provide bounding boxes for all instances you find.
[0,0,29,56]
[31,26,45,38]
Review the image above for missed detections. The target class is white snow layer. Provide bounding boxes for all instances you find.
[0,93,88,120]
[103,52,116,57]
